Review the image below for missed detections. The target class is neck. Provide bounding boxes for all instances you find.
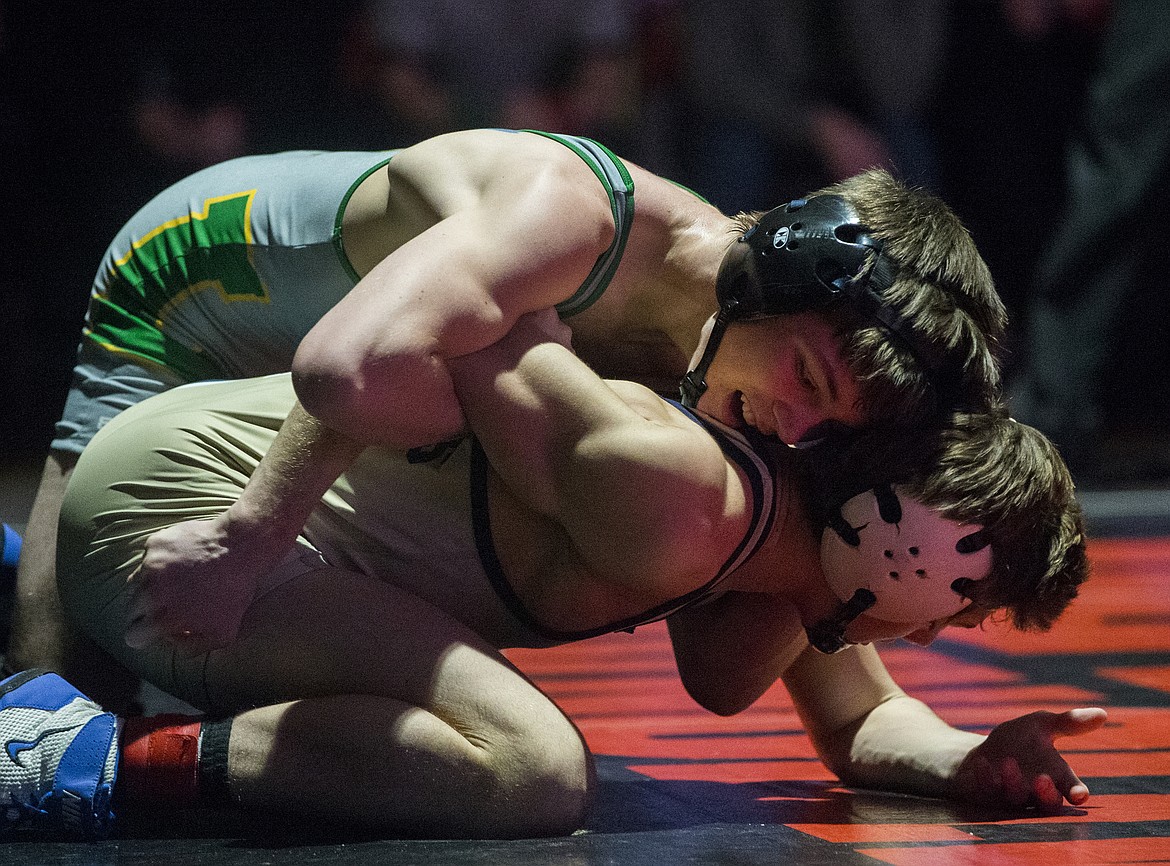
[653,213,737,358]
[723,454,856,633]
[569,211,733,389]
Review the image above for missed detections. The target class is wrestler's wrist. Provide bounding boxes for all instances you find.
[216,502,302,550]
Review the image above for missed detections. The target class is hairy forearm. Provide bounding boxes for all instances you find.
[126,400,371,650]
[225,401,366,543]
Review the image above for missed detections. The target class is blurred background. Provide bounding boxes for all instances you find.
[2,0,1168,492]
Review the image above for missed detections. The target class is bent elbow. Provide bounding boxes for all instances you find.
[291,358,356,429]
[292,348,465,448]
[292,329,354,408]
[291,331,397,436]
[679,673,755,717]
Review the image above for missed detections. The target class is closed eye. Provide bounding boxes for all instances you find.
[801,345,842,405]
[797,356,816,393]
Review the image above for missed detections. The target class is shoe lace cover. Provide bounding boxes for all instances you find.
[1,697,118,837]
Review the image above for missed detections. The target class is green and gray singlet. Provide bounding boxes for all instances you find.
[54,131,635,454]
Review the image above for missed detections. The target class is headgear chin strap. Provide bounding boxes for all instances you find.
[806,484,993,654]
[681,195,947,410]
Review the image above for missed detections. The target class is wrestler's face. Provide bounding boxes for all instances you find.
[844,604,993,648]
[696,313,866,445]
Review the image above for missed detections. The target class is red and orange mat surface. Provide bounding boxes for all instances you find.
[504,535,1170,864]
[5,535,1169,865]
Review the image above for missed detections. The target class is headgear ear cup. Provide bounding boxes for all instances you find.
[681,194,946,409]
[729,196,880,315]
[682,196,874,407]
[819,485,992,624]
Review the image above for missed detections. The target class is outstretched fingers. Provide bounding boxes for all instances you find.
[1045,708,1107,807]
[1021,708,1108,809]
[959,707,1108,811]
[1051,707,1108,737]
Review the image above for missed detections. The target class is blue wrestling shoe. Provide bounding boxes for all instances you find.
[0,669,118,838]
[1,523,19,575]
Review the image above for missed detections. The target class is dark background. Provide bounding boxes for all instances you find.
[2,2,1165,477]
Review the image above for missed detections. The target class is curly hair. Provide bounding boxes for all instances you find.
[803,411,1087,632]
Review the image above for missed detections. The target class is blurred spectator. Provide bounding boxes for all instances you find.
[1008,0,1170,480]
[624,0,687,175]
[933,1,1101,325]
[126,0,376,185]
[676,0,949,214]
[1000,0,1112,37]
[360,0,639,147]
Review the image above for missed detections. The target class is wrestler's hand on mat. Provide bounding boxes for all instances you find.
[125,513,276,651]
[951,708,1107,813]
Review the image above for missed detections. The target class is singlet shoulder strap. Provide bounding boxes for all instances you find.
[665,401,779,588]
[469,403,779,642]
[522,130,635,318]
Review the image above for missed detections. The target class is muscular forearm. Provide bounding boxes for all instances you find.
[785,644,979,801]
[223,401,366,547]
[127,401,369,650]
[787,644,1102,809]
[447,323,615,516]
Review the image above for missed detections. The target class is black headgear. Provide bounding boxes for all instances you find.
[680,195,947,410]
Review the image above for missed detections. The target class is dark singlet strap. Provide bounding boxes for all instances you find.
[469,407,778,642]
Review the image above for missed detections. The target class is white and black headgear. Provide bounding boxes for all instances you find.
[806,483,992,654]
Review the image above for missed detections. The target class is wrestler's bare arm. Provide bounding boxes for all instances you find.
[447,312,752,595]
[293,157,616,449]
[665,585,1109,809]
[212,149,613,562]
[667,592,808,716]
[781,641,1107,811]
[664,456,822,716]
[127,152,618,647]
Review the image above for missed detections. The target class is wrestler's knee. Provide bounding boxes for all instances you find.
[473,708,595,837]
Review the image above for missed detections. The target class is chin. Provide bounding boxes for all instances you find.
[701,389,746,430]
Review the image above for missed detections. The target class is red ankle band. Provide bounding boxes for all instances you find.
[119,714,203,807]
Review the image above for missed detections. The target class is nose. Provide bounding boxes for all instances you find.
[775,400,827,446]
[903,620,946,647]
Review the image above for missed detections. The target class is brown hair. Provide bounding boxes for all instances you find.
[804,411,1087,632]
[908,412,1087,631]
[734,169,1007,425]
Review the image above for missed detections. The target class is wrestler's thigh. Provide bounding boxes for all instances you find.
[191,566,583,759]
[51,344,185,456]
